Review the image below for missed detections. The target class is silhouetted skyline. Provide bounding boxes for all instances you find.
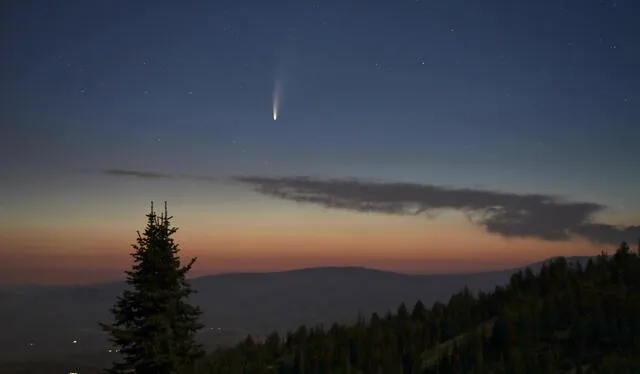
[2,1,639,284]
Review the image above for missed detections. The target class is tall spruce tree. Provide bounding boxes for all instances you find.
[100,202,204,374]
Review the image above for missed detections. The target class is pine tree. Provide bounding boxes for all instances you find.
[100,202,205,374]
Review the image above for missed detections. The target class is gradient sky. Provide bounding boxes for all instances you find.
[1,0,639,285]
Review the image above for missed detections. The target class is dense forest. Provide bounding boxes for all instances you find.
[201,241,640,374]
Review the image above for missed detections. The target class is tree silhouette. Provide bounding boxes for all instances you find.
[100,202,204,374]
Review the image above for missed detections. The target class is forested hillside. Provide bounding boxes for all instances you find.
[203,242,640,374]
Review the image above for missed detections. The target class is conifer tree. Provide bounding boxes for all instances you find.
[100,202,204,374]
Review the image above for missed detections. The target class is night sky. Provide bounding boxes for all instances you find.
[2,0,639,284]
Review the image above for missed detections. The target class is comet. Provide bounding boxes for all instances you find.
[272,79,282,121]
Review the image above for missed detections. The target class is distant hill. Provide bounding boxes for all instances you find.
[0,257,593,362]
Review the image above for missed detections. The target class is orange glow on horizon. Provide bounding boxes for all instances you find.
[2,217,605,285]
[1,205,611,285]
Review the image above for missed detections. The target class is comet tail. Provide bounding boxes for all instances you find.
[272,80,281,121]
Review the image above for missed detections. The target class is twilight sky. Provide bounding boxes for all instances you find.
[1,0,639,284]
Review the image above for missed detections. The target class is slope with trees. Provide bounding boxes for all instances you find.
[63,203,640,374]
[203,241,640,373]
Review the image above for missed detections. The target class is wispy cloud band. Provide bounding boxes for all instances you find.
[103,169,172,179]
[102,169,217,182]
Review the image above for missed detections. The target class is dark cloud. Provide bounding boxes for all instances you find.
[234,175,640,245]
[103,169,173,179]
[101,169,217,182]
[99,169,638,245]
